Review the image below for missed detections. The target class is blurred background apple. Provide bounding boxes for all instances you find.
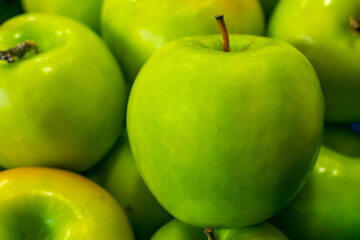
[21,0,103,32]
[85,131,172,240]
[101,0,265,83]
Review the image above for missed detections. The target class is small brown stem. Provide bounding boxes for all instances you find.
[204,227,215,240]
[350,17,360,33]
[215,15,230,52]
[0,40,39,63]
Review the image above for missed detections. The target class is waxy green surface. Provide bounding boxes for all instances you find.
[21,0,103,32]
[101,0,265,82]
[0,167,134,240]
[86,131,172,240]
[127,35,324,228]
[151,219,288,240]
[268,0,360,122]
[271,146,360,240]
[0,14,128,171]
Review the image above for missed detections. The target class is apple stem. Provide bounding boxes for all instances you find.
[350,17,360,33]
[0,40,39,63]
[215,15,230,52]
[205,227,215,240]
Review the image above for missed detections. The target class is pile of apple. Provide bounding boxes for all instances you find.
[0,0,359,239]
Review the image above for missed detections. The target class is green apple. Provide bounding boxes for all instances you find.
[101,0,265,83]
[151,219,288,240]
[0,13,128,171]
[21,0,103,33]
[85,130,172,240]
[268,0,360,122]
[271,146,360,240]
[0,167,134,239]
[127,27,324,228]
[258,0,279,22]
[0,0,23,24]
[323,123,360,158]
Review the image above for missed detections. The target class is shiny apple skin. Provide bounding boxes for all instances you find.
[0,167,134,240]
[85,131,172,240]
[268,0,360,122]
[271,146,360,240]
[101,0,265,82]
[0,14,128,171]
[127,35,324,228]
[21,0,103,32]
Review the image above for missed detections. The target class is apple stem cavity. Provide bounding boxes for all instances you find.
[350,17,360,33]
[204,227,215,240]
[241,39,255,51]
[215,15,230,52]
[0,40,39,63]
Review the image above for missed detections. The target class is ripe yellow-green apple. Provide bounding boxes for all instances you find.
[101,0,265,83]
[151,219,288,240]
[323,123,360,157]
[270,146,360,240]
[0,0,23,24]
[0,167,134,240]
[85,130,172,240]
[268,0,360,122]
[127,17,324,228]
[0,13,128,171]
[21,0,103,33]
